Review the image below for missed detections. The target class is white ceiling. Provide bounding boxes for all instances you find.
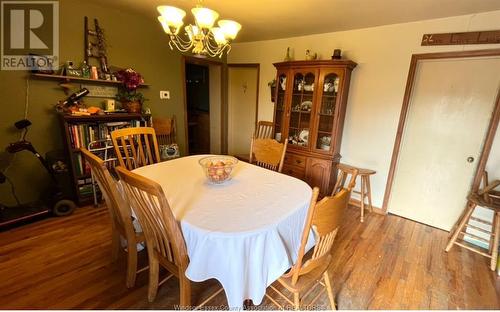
[93,0,500,42]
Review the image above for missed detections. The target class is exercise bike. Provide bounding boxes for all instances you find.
[0,119,76,228]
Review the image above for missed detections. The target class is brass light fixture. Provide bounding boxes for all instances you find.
[157,2,241,58]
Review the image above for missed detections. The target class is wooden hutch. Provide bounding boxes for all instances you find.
[272,60,357,196]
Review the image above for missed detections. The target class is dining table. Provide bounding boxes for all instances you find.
[132,155,315,308]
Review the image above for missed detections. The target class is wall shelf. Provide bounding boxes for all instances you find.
[31,73,150,87]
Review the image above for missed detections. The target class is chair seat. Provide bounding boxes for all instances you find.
[468,193,500,211]
[277,257,331,292]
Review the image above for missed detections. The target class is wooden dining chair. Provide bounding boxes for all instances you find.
[116,166,223,308]
[153,116,177,145]
[265,186,351,310]
[111,127,161,170]
[255,120,274,139]
[249,137,288,172]
[446,171,500,270]
[81,148,147,288]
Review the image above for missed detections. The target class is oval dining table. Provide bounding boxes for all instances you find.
[132,155,315,308]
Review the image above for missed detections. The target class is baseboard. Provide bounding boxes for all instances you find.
[349,198,386,215]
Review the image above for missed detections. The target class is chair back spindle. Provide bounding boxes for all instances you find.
[111,127,161,170]
[255,121,274,139]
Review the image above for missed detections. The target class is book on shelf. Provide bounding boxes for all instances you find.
[73,154,91,177]
[78,184,94,196]
[67,120,145,150]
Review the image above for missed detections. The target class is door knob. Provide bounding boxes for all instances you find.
[467,157,474,163]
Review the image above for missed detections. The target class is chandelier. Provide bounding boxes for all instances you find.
[157,3,241,58]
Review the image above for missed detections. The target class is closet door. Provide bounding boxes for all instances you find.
[388,56,500,231]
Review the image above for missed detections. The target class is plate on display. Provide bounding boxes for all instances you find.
[299,129,309,143]
[300,101,312,111]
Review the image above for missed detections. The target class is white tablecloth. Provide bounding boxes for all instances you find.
[133,155,314,308]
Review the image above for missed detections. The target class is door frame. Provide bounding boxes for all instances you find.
[227,63,260,137]
[382,48,500,213]
[181,56,224,155]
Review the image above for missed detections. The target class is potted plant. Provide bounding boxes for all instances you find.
[115,68,146,113]
[268,79,276,102]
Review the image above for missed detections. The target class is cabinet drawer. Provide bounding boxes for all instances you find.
[284,153,306,168]
[282,164,306,180]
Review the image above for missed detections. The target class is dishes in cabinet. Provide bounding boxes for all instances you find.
[319,136,331,150]
[300,101,312,112]
[288,129,309,146]
[299,129,309,143]
[303,84,314,91]
[279,77,287,90]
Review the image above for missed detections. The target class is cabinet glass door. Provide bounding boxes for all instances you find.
[273,72,287,142]
[315,72,340,152]
[288,70,316,148]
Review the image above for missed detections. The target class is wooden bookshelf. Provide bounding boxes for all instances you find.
[58,113,150,205]
[32,73,150,87]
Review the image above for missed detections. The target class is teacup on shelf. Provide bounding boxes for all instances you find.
[303,84,314,91]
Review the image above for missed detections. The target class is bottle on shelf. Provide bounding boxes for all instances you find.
[81,61,90,78]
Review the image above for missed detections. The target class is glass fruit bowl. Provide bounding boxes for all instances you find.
[198,156,238,184]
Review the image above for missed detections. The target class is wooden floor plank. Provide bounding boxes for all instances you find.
[0,205,498,309]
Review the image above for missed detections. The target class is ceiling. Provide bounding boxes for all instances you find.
[93,0,500,42]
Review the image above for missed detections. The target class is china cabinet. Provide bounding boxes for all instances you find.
[272,60,357,196]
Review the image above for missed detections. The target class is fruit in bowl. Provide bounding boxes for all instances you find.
[199,156,238,184]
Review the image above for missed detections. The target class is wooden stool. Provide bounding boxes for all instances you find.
[333,164,376,222]
[353,167,376,222]
[445,178,500,271]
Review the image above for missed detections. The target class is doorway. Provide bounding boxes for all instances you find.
[227,64,260,155]
[183,58,223,155]
[385,52,500,231]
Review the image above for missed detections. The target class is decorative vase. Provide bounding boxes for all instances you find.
[123,101,142,113]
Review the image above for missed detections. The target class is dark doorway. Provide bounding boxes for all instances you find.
[186,63,210,154]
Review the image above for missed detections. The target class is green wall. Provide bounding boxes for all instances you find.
[0,0,189,205]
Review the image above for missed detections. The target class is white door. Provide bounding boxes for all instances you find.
[227,66,259,155]
[388,56,500,231]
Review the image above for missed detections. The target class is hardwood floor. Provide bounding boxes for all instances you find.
[0,205,498,309]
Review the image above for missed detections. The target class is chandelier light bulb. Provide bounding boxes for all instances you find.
[157,6,186,31]
[211,27,227,45]
[217,20,241,40]
[192,7,219,29]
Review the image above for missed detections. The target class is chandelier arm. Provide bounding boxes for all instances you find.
[175,32,195,47]
[198,35,216,56]
[203,35,226,56]
[168,36,189,51]
[171,34,195,51]
[169,38,192,52]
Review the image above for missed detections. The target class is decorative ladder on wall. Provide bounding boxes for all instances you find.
[84,16,109,74]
